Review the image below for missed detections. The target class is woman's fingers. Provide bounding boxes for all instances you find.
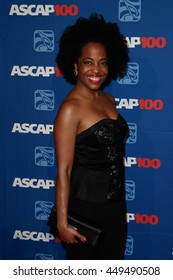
[59,225,87,244]
[68,226,87,243]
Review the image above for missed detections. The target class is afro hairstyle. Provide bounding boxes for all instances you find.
[56,13,130,85]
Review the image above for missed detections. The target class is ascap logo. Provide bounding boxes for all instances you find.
[117,62,139,85]
[9,4,55,16]
[35,201,54,221]
[126,36,166,48]
[11,66,54,77]
[127,213,159,225]
[35,253,54,260]
[125,236,133,256]
[115,98,164,110]
[34,90,55,111]
[124,157,161,169]
[35,146,54,167]
[9,4,78,16]
[11,66,62,77]
[12,178,55,189]
[12,123,53,134]
[34,30,54,52]
[125,180,135,201]
[126,123,137,144]
[119,0,141,22]
[13,230,54,242]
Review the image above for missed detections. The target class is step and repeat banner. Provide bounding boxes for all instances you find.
[1,0,173,260]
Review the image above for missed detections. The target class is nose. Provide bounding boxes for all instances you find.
[91,63,100,73]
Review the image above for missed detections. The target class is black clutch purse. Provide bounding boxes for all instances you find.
[48,206,104,248]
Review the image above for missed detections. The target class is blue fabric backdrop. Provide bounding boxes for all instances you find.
[1,0,173,260]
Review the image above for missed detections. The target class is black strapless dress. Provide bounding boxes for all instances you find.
[66,114,129,260]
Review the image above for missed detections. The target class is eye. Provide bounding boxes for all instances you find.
[101,61,108,66]
[83,60,92,65]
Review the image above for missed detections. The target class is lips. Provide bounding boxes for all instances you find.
[87,75,103,83]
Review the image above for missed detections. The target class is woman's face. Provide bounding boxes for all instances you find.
[75,42,109,91]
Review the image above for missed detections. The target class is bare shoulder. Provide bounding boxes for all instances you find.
[104,92,116,105]
[54,93,81,133]
[56,98,79,120]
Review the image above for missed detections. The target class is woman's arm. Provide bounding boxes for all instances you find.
[53,100,86,244]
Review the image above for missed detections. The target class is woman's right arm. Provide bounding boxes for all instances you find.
[53,100,86,244]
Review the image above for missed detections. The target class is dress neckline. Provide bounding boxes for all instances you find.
[76,114,120,138]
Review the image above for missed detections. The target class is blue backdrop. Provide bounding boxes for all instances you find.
[1,0,173,260]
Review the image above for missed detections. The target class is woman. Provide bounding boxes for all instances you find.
[53,14,130,260]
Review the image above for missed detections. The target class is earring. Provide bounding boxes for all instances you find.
[73,69,78,76]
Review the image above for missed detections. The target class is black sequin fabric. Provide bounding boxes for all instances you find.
[69,114,128,203]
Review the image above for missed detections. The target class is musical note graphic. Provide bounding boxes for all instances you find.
[119,0,141,22]
[117,63,139,84]
[35,146,54,166]
[35,90,54,111]
[34,30,54,52]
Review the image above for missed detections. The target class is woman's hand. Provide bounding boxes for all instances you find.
[58,224,87,244]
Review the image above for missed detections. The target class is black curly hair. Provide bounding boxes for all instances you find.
[56,13,130,85]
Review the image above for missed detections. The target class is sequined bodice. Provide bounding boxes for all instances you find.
[69,114,128,203]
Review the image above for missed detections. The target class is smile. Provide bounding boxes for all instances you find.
[87,76,102,82]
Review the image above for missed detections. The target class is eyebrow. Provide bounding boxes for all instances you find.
[82,57,108,60]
